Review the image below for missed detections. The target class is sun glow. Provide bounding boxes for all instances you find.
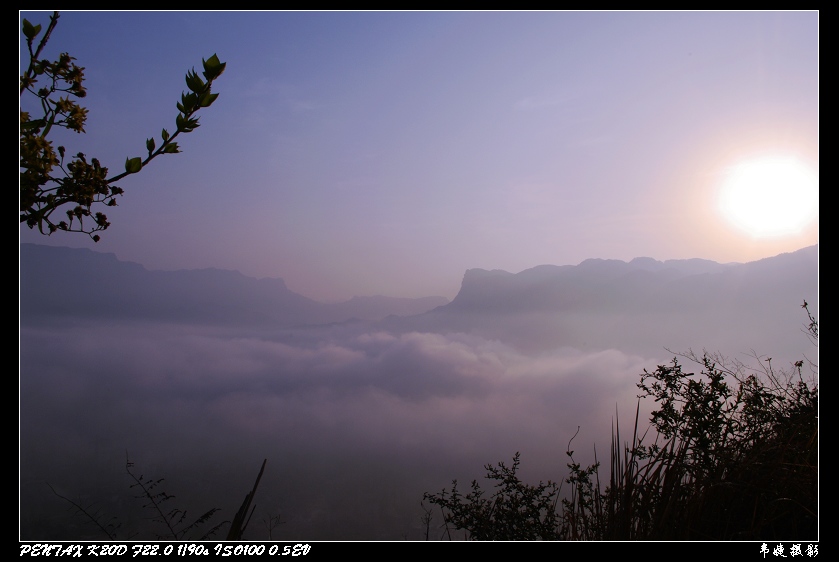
[718,157,818,238]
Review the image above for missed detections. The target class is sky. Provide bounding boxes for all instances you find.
[19,10,819,302]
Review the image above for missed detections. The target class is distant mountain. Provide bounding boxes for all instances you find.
[383,245,818,358]
[445,248,815,315]
[20,243,818,360]
[19,244,448,326]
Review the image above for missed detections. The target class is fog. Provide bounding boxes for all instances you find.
[19,245,817,540]
[21,318,676,540]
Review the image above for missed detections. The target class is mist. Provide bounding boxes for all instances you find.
[19,245,817,540]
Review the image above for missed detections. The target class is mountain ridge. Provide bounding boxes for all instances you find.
[20,243,817,352]
[19,243,449,325]
[380,244,818,357]
[449,245,817,312]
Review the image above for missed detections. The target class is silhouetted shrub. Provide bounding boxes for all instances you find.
[424,302,818,540]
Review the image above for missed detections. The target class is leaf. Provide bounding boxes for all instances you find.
[185,69,205,94]
[202,54,226,80]
[146,137,155,154]
[125,157,142,174]
[198,91,219,108]
[161,128,170,142]
[20,119,45,131]
[203,54,222,69]
[182,92,198,111]
[22,19,42,40]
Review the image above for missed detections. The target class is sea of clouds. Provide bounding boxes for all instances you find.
[21,318,673,540]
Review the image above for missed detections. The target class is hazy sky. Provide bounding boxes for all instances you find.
[19,11,819,301]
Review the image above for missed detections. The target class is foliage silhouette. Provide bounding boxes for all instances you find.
[47,483,122,540]
[20,11,225,241]
[424,302,818,540]
[423,452,562,540]
[125,455,228,540]
[50,454,228,540]
[226,459,267,540]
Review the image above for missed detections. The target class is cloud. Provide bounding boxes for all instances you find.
[20,320,657,540]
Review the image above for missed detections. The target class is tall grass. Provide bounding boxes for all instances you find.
[50,454,230,540]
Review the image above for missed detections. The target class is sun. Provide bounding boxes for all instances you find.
[718,157,818,238]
